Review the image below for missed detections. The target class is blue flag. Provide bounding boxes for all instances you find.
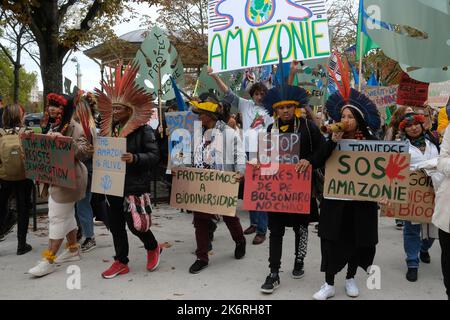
[170,76,187,111]
[367,72,379,86]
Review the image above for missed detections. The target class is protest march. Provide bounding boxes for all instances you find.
[0,0,449,304]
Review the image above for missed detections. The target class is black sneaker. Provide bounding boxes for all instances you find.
[17,243,32,255]
[260,274,280,294]
[81,238,97,253]
[234,240,246,259]
[292,259,305,279]
[406,268,418,282]
[420,251,431,264]
[189,259,208,274]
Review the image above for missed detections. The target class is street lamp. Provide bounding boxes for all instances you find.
[71,57,82,89]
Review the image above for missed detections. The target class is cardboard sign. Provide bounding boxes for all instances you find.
[170,167,239,216]
[243,163,311,214]
[21,133,76,188]
[208,0,330,72]
[91,137,126,197]
[258,133,300,164]
[336,140,409,154]
[324,150,411,203]
[364,85,398,110]
[381,171,435,223]
[427,81,450,108]
[396,72,429,107]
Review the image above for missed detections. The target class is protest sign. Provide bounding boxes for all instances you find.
[243,163,311,214]
[381,170,435,223]
[336,140,409,154]
[170,167,240,216]
[324,150,411,203]
[91,137,126,197]
[134,26,185,101]
[165,111,199,136]
[21,133,76,188]
[396,72,429,107]
[364,85,398,110]
[427,81,450,108]
[208,0,330,72]
[258,132,300,164]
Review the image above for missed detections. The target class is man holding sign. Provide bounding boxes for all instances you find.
[254,85,325,294]
[171,92,246,274]
[95,64,161,280]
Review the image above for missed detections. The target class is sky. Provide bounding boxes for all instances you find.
[21,2,159,92]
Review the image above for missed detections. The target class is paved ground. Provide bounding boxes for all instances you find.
[0,202,447,300]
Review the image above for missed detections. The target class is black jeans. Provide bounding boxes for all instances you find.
[439,229,450,298]
[268,217,309,273]
[106,195,158,264]
[0,179,33,244]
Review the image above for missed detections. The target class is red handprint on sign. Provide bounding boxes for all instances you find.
[385,154,409,183]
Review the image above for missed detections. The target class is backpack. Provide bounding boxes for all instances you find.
[0,128,26,181]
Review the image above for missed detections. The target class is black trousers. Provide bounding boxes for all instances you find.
[268,217,309,273]
[0,179,33,244]
[106,195,158,264]
[439,229,450,298]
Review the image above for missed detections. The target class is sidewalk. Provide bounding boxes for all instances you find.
[0,203,446,300]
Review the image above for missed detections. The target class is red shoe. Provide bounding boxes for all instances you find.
[147,244,162,271]
[102,261,129,279]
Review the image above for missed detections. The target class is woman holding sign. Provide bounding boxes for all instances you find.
[397,112,440,282]
[28,93,91,277]
[312,58,382,300]
[95,64,161,279]
[185,93,247,274]
[433,123,450,300]
[258,85,325,294]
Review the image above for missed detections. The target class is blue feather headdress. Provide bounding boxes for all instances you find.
[325,54,381,131]
[263,85,309,117]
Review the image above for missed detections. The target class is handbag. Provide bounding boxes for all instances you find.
[124,193,153,232]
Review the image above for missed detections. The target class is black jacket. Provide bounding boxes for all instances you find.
[123,125,160,196]
[316,139,378,246]
[266,117,326,226]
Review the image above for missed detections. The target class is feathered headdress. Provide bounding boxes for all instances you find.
[398,112,426,132]
[95,63,153,137]
[262,85,309,118]
[40,93,75,134]
[325,54,381,132]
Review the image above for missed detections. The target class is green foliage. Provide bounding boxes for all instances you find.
[0,50,37,106]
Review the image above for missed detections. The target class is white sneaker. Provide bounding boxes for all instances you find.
[312,283,335,300]
[28,259,56,277]
[345,278,359,297]
[55,248,81,264]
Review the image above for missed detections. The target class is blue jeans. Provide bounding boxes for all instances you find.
[249,211,267,235]
[76,190,94,238]
[403,221,434,268]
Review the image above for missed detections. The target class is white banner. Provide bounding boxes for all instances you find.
[208,0,330,72]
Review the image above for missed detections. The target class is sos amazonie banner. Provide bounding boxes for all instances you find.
[208,0,330,73]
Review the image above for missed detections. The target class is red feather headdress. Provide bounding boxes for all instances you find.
[95,63,154,137]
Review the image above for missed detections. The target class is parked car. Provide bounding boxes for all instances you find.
[24,113,43,127]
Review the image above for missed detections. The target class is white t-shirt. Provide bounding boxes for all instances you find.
[224,90,273,154]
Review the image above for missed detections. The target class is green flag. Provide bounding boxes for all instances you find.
[356,0,379,60]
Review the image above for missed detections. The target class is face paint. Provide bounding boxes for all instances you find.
[365,0,450,69]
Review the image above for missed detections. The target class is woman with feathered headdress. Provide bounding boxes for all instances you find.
[28,93,91,277]
[95,63,161,279]
[258,83,326,294]
[312,54,382,300]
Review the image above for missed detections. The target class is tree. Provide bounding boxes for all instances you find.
[0,0,159,102]
[0,49,37,106]
[0,10,37,103]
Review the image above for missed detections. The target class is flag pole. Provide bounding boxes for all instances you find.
[358,30,364,92]
[157,64,163,138]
